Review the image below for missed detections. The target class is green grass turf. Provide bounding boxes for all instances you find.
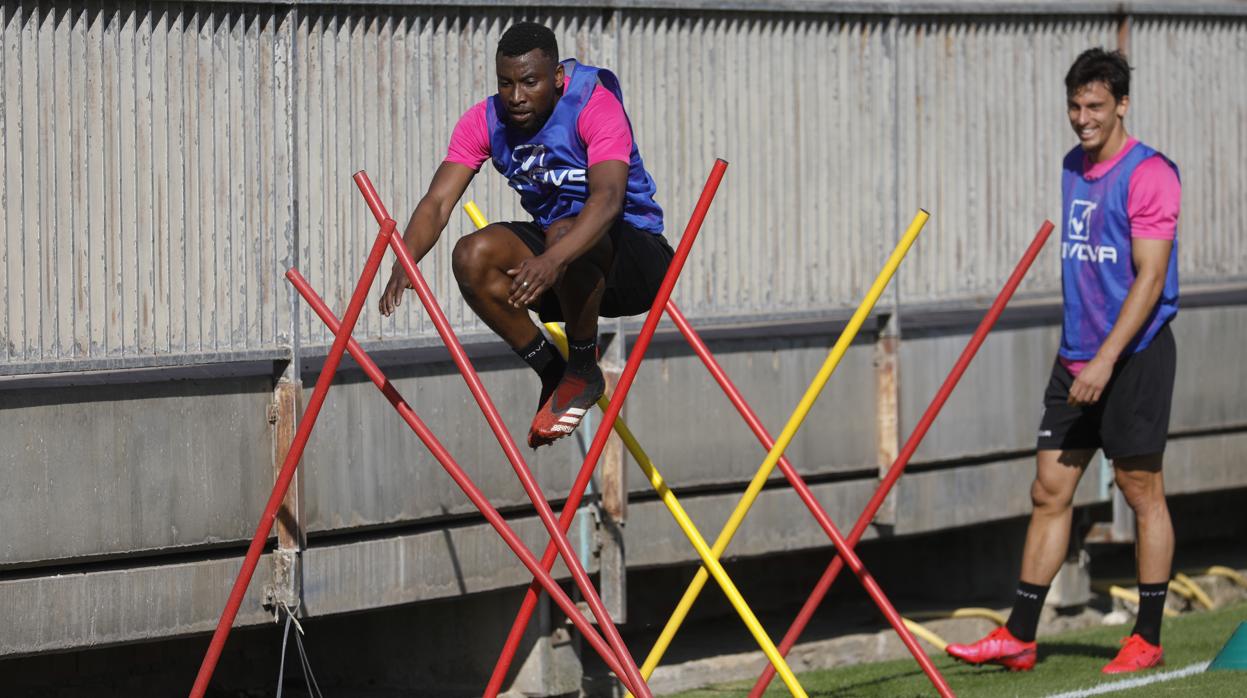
[672,602,1247,697]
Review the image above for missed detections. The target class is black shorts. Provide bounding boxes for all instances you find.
[1036,323,1176,460]
[497,218,675,323]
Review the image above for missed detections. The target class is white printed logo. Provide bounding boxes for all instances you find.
[1062,242,1118,264]
[510,143,586,190]
[521,147,544,171]
[1068,199,1096,241]
[1062,197,1118,264]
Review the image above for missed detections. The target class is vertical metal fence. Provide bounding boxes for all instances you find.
[1131,16,1247,280]
[2,2,1244,374]
[0,3,295,368]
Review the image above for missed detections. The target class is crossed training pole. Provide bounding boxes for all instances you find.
[462,202,807,697]
[469,158,733,696]
[284,272,642,690]
[611,218,1054,698]
[191,181,644,696]
[190,160,728,698]
[473,200,979,698]
[188,149,1052,697]
[626,210,963,698]
[350,171,650,697]
[749,219,1055,697]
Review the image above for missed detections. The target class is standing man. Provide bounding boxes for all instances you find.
[379,22,672,447]
[947,48,1181,674]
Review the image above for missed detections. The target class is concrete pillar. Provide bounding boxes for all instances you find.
[502,595,584,697]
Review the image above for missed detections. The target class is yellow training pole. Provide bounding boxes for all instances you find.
[464,201,490,230]
[463,201,807,696]
[634,210,930,686]
[545,324,807,697]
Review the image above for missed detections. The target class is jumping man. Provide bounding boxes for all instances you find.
[379,22,671,447]
[947,48,1181,675]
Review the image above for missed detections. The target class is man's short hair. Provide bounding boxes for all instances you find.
[498,22,559,62]
[1065,48,1131,101]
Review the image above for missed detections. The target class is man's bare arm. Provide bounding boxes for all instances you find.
[379,162,477,316]
[1068,237,1173,405]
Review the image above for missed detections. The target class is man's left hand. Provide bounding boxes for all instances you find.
[1068,354,1113,406]
[507,252,566,308]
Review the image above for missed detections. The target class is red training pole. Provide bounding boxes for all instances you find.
[285,269,640,684]
[189,218,398,698]
[749,220,1056,697]
[485,159,730,696]
[666,302,953,697]
[352,171,648,697]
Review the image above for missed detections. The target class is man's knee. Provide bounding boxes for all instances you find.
[452,228,508,290]
[1030,449,1089,513]
[1030,476,1075,513]
[1113,459,1167,517]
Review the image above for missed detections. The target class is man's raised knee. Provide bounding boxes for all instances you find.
[452,228,507,286]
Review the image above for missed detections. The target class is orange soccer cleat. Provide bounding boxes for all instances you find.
[946,626,1037,671]
[1102,634,1164,674]
[527,365,605,448]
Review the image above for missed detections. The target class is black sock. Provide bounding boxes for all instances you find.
[566,336,598,375]
[1132,582,1168,645]
[1004,581,1050,643]
[513,334,565,406]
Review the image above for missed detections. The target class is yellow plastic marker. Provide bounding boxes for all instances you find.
[902,618,950,651]
[950,607,1007,626]
[1097,575,1216,611]
[1202,565,1247,590]
[1174,572,1215,610]
[1166,577,1197,602]
[463,201,808,697]
[908,607,1007,626]
[634,211,930,687]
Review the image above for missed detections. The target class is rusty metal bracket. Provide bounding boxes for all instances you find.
[873,313,901,530]
[262,548,303,615]
[265,367,306,616]
[597,318,629,623]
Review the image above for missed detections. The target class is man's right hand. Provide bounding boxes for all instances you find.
[379,265,413,316]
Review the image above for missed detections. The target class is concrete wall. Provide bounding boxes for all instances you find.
[0,377,274,566]
[4,300,1247,659]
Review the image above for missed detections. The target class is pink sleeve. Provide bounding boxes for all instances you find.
[444,100,492,171]
[577,84,633,167]
[1127,156,1181,240]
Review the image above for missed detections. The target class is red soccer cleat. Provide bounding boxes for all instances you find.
[1102,634,1163,674]
[946,626,1037,671]
[527,365,605,448]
